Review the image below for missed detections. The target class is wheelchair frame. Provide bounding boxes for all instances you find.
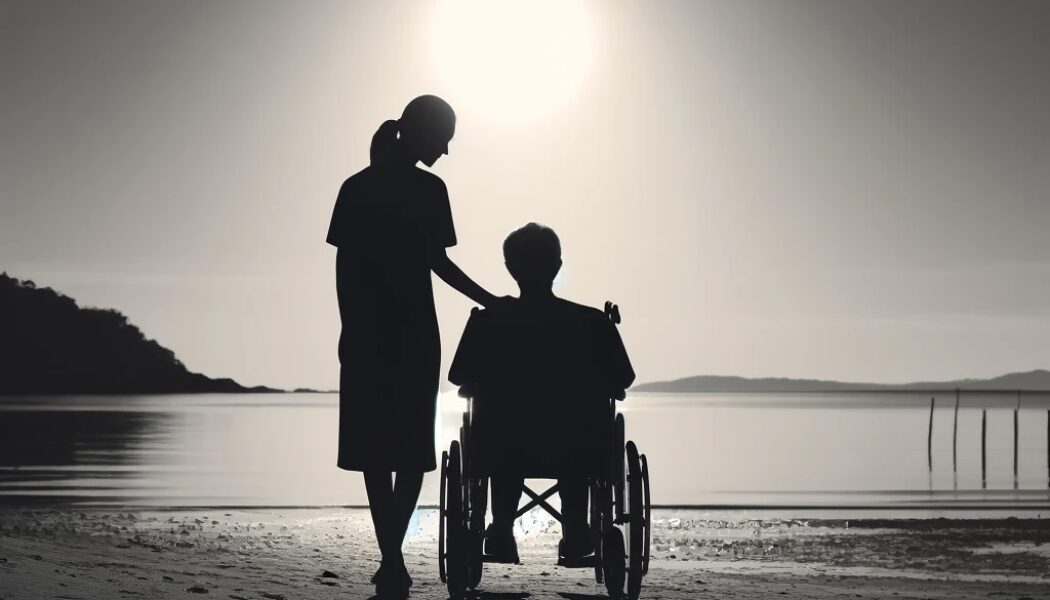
[438,302,651,599]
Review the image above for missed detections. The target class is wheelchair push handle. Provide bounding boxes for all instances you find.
[605,301,625,401]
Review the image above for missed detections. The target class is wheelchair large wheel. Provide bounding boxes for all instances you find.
[438,449,448,583]
[601,526,626,599]
[613,414,626,521]
[641,453,652,576]
[440,441,468,599]
[458,411,486,591]
[625,441,647,600]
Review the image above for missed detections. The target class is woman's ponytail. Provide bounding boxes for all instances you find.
[370,119,400,166]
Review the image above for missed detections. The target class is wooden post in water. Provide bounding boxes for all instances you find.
[952,388,960,477]
[927,397,935,472]
[1014,390,1021,489]
[981,409,987,489]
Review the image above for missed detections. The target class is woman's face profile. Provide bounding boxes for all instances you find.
[404,124,454,167]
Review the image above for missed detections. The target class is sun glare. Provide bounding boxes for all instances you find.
[429,0,595,124]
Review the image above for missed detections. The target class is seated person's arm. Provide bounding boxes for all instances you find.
[430,247,498,308]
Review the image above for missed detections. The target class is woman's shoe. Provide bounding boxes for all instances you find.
[370,561,385,584]
[391,562,413,589]
[374,560,412,598]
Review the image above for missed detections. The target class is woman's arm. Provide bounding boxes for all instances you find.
[430,248,498,308]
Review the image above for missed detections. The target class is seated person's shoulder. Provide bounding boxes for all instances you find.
[469,298,611,332]
[470,298,529,323]
[550,298,611,327]
[457,304,520,344]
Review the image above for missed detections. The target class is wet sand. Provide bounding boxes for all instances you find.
[1,507,1048,599]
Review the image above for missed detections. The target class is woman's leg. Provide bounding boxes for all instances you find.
[364,471,423,566]
[390,471,424,554]
[363,470,395,560]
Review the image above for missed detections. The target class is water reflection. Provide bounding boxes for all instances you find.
[0,409,166,466]
[0,392,1047,511]
[0,405,169,505]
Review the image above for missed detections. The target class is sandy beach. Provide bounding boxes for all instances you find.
[2,507,1048,599]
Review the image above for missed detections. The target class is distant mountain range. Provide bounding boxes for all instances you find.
[7,270,1045,397]
[0,272,282,395]
[631,370,1050,393]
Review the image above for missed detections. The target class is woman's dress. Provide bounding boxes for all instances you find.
[326,164,456,472]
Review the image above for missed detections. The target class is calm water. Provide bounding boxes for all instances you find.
[1,391,1049,513]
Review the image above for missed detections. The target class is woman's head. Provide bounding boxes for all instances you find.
[370,95,456,167]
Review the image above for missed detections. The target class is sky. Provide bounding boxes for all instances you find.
[2,0,1050,391]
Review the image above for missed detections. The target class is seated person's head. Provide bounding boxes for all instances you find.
[503,222,562,291]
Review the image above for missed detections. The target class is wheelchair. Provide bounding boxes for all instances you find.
[438,302,651,600]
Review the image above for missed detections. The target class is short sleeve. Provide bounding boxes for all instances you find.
[326,178,354,247]
[430,179,457,249]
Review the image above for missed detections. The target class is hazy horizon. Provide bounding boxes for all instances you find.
[4,0,1050,391]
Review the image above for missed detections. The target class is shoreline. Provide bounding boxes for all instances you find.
[2,506,1048,599]
[4,498,1050,518]
[5,502,1050,519]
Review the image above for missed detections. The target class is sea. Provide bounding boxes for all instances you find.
[2,391,1049,517]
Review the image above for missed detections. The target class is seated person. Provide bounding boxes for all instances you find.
[448,222,635,563]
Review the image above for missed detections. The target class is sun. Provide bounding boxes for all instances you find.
[429,0,595,124]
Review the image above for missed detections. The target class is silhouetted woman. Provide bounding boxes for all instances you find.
[326,95,499,597]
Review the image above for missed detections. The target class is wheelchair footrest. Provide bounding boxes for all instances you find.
[556,554,598,569]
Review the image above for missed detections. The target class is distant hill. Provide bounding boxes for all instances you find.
[0,272,281,395]
[631,370,1050,393]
